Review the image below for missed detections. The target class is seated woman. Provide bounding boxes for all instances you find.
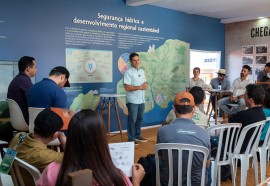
[37,109,145,186]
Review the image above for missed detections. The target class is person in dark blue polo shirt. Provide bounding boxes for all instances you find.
[27,66,70,109]
[7,56,37,123]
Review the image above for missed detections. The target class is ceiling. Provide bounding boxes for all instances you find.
[126,0,270,23]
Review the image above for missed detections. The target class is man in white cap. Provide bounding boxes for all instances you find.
[210,69,231,118]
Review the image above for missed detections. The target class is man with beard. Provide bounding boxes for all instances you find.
[218,65,253,116]
[224,84,265,153]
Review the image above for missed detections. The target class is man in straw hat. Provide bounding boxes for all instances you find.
[157,91,211,185]
[209,69,231,118]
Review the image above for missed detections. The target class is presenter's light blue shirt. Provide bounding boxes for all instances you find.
[123,67,146,104]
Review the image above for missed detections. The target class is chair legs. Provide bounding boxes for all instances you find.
[253,153,259,185]
[231,158,237,186]
[217,165,221,186]
[211,160,217,186]
[211,161,231,186]
[231,155,259,186]
[240,156,248,186]
[231,157,248,186]
[258,148,267,182]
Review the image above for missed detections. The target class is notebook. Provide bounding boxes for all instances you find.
[109,142,135,177]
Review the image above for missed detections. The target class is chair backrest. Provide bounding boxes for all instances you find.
[206,123,242,164]
[28,107,45,133]
[28,107,60,147]
[68,169,92,186]
[0,141,8,145]
[10,157,41,186]
[196,124,208,130]
[154,143,209,186]
[6,99,28,131]
[234,120,265,155]
[261,117,270,148]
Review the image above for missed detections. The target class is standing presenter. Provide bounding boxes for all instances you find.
[123,53,148,145]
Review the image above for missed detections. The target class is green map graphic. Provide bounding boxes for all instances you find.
[117,39,190,115]
[70,92,100,111]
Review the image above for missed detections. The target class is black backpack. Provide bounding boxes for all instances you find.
[137,154,156,186]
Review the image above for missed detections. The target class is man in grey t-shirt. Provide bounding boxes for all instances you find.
[157,92,211,185]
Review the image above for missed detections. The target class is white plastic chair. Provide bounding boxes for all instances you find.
[28,107,45,133]
[197,124,208,130]
[230,120,265,186]
[206,123,242,186]
[257,117,270,182]
[10,156,41,186]
[6,99,28,132]
[0,141,7,145]
[28,107,60,146]
[154,143,209,186]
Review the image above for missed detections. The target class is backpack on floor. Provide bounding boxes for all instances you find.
[137,154,156,186]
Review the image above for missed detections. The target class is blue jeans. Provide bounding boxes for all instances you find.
[217,97,246,115]
[126,103,145,141]
[206,160,212,186]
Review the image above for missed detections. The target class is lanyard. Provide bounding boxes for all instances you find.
[13,133,27,151]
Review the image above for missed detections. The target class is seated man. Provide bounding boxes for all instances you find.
[9,109,66,171]
[164,86,208,126]
[218,65,253,116]
[209,69,230,117]
[7,56,37,123]
[223,84,266,153]
[28,66,70,109]
[157,91,211,185]
[256,62,270,90]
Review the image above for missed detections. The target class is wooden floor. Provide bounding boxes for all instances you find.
[109,126,270,186]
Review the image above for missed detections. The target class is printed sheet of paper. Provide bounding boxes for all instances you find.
[66,48,112,83]
[109,142,134,177]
